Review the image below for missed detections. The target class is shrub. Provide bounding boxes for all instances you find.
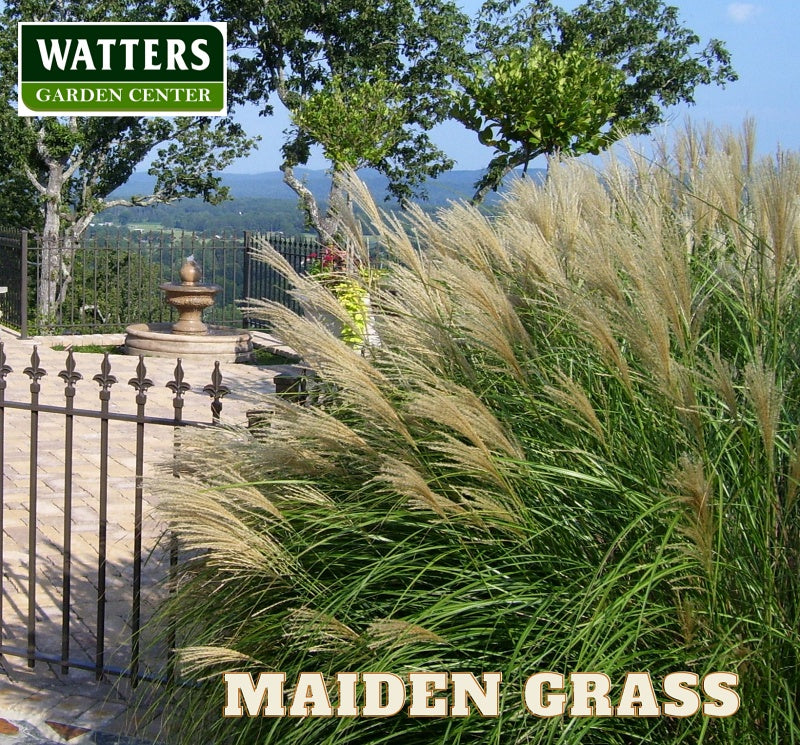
[153,121,800,744]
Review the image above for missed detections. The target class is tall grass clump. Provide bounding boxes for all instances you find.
[153,122,800,744]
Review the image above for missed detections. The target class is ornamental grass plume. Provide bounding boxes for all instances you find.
[152,122,800,744]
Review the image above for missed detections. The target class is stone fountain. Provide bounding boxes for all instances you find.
[124,256,254,362]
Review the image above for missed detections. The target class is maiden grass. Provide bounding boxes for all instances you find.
[152,123,800,744]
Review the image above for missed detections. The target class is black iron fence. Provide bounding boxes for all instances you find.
[0,229,319,338]
[0,343,230,683]
[243,230,318,318]
[0,229,29,337]
[52,231,245,333]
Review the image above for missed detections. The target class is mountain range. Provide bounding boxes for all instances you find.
[116,167,546,208]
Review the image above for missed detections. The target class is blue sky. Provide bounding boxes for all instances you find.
[225,0,798,173]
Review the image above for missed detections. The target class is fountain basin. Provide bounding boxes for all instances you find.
[124,322,254,363]
[159,281,221,334]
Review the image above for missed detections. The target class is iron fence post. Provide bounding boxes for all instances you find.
[92,353,117,680]
[59,350,82,675]
[166,359,190,685]
[128,356,153,687]
[242,231,251,329]
[20,230,28,340]
[24,347,46,667]
[0,344,10,655]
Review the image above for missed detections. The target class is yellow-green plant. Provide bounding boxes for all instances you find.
[453,42,624,202]
[292,75,405,171]
[331,277,369,348]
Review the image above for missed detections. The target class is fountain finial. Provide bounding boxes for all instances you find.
[179,255,202,285]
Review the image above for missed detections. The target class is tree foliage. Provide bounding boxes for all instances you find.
[58,249,165,332]
[207,0,470,243]
[0,157,41,230]
[461,0,738,201]
[291,74,405,172]
[453,44,623,198]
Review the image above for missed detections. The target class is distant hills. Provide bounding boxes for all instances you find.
[115,167,546,207]
[101,167,546,235]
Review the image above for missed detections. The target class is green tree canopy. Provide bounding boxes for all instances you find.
[291,74,405,172]
[461,0,737,201]
[205,0,470,244]
[0,156,40,230]
[454,43,624,201]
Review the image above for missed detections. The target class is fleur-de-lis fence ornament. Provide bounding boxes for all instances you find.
[0,343,12,393]
[166,359,191,421]
[92,353,118,400]
[24,347,46,393]
[128,356,154,406]
[203,360,230,422]
[58,349,83,398]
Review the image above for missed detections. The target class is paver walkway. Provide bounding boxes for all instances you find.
[0,325,298,744]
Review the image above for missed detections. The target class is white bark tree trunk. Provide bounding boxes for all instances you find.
[37,164,66,323]
[33,162,95,325]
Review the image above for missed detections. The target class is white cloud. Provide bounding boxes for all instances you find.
[727,3,763,23]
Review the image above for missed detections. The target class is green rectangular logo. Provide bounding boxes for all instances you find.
[18,22,227,116]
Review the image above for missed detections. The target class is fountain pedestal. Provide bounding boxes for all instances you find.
[124,257,254,363]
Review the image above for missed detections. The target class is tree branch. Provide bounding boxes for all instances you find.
[100,192,169,210]
[281,163,333,245]
[471,152,530,204]
[22,163,47,196]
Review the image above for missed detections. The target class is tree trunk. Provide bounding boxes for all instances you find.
[282,164,333,246]
[38,191,63,325]
[470,151,536,205]
[36,162,77,327]
[471,161,519,205]
[281,163,352,249]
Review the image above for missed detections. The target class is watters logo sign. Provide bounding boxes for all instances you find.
[18,22,227,116]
